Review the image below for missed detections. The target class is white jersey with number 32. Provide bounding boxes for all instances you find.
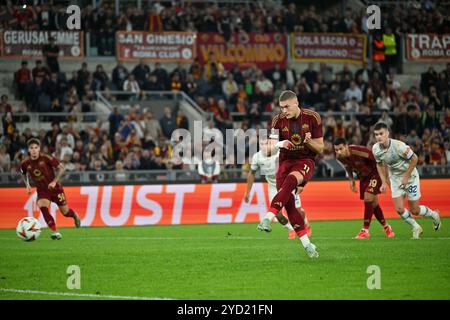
[372,138,419,178]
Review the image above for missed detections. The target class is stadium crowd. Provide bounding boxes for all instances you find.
[1,1,449,55]
[1,55,449,181]
[0,1,449,182]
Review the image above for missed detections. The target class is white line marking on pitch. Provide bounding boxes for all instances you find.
[0,288,174,300]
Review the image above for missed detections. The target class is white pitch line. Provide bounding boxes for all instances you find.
[0,288,174,300]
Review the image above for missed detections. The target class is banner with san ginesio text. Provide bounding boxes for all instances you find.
[0,180,449,229]
[291,33,367,63]
[0,30,84,59]
[406,34,450,61]
[197,33,287,71]
[116,31,196,62]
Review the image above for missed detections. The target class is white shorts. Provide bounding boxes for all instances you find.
[390,174,421,201]
[268,183,302,208]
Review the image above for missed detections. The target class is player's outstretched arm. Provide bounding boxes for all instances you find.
[245,170,256,203]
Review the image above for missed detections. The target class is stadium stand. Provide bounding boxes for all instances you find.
[0,0,449,184]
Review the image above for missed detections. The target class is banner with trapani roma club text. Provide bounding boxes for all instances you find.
[406,34,450,61]
[291,33,367,63]
[0,30,84,59]
[1,180,449,229]
[197,32,287,71]
[116,31,196,62]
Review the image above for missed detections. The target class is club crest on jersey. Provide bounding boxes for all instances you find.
[282,127,289,132]
[302,124,309,130]
[291,133,302,145]
[39,161,45,166]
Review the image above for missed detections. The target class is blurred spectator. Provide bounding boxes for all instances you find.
[214,99,233,136]
[344,81,362,103]
[176,110,189,130]
[32,60,49,80]
[152,62,169,89]
[372,33,385,71]
[170,73,182,92]
[302,63,318,87]
[0,145,11,173]
[420,66,438,96]
[93,65,109,91]
[42,36,60,73]
[222,73,238,104]
[376,90,392,111]
[0,95,12,113]
[14,61,32,101]
[123,74,140,100]
[2,112,15,138]
[159,107,177,139]
[142,110,162,141]
[255,72,274,106]
[132,59,150,89]
[112,60,129,90]
[383,27,398,74]
[56,125,75,149]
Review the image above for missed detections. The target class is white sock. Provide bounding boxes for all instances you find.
[418,205,436,218]
[299,234,311,248]
[263,212,276,221]
[400,209,420,229]
[283,222,294,231]
[304,216,309,225]
[362,228,369,233]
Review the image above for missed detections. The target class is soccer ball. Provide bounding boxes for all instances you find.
[16,217,41,241]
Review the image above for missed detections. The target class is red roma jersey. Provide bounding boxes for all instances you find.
[270,108,323,162]
[20,154,62,192]
[337,145,378,180]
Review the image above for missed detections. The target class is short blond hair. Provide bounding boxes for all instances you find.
[278,90,297,102]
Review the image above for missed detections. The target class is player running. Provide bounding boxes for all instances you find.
[334,138,395,239]
[372,122,441,239]
[265,90,324,258]
[244,138,311,239]
[20,138,81,240]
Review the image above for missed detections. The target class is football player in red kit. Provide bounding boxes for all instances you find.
[20,138,81,239]
[334,138,395,239]
[266,90,324,258]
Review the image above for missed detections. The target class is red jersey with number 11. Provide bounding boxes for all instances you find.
[270,108,323,162]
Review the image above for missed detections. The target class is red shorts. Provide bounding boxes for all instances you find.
[276,158,315,190]
[359,175,382,200]
[37,186,67,206]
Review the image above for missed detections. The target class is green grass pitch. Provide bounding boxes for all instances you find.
[0,218,449,300]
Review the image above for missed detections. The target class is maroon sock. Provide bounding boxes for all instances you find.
[269,174,298,214]
[285,195,307,237]
[40,207,57,232]
[65,208,75,218]
[363,201,373,230]
[373,205,387,227]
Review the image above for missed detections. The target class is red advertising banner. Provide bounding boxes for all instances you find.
[0,30,84,59]
[406,34,450,61]
[116,31,196,62]
[0,180,449,229]
[196,32,287,70]
[291,33,367,63]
